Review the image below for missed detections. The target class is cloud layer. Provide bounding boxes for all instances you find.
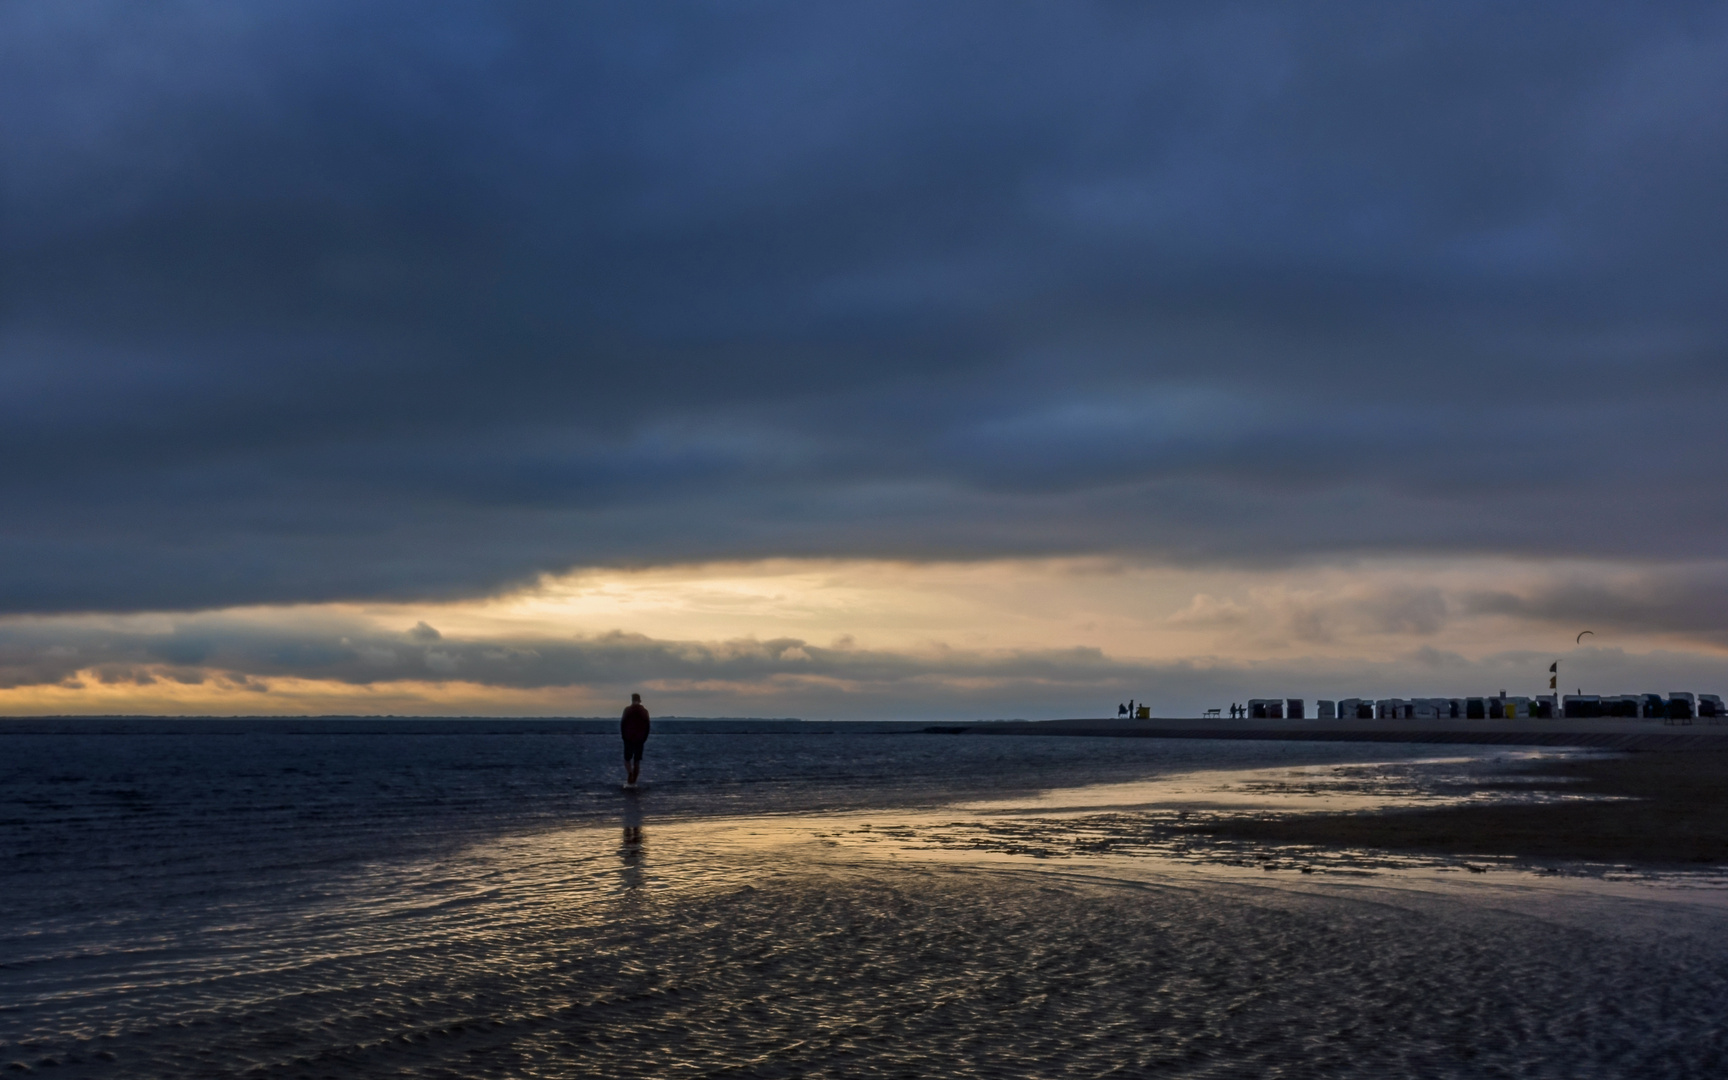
[4,556,1726,718]
[6,2,1728,616]
[0,610,1687,720]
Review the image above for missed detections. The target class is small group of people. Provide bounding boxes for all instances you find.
[1117,699,1141,718]
[1225,702,1246,718]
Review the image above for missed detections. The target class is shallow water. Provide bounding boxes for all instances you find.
[4,725,1728,1076]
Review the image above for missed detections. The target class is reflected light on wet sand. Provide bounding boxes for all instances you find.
[528,750,1723,906]
[10,748,1728,1077]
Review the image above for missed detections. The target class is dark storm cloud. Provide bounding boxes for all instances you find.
[5,1,1728,613]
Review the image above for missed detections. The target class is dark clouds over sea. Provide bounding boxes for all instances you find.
[5,1,1728,615]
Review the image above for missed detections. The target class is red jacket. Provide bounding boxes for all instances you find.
[621,703,650,742]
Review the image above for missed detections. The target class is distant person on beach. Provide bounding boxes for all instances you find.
[621,693,650,786]
[1118,702,1128,718]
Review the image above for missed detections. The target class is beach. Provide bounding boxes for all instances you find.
[1191,749,1728,866]
[5,723,1728,1077]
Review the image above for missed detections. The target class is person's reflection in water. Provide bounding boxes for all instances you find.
[617,790,646,892]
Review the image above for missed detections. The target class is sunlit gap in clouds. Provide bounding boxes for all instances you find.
[3,557,1728,717]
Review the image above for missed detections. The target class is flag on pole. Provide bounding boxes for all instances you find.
[1549,662,1558,672]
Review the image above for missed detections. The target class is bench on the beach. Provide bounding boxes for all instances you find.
[1203,708,1221,718]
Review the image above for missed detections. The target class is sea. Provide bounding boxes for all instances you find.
[4,719,1727,1077]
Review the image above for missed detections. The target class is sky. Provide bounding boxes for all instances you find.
[4,1,1727,718]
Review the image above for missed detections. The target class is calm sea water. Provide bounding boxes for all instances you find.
[4,721,1727,1077]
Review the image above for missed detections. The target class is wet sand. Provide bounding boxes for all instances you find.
[13,812,1728,1078]
[12,735,1728,1076]
[1191,750,1728,865]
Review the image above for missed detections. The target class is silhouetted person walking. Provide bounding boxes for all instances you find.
[621,693,650,786]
